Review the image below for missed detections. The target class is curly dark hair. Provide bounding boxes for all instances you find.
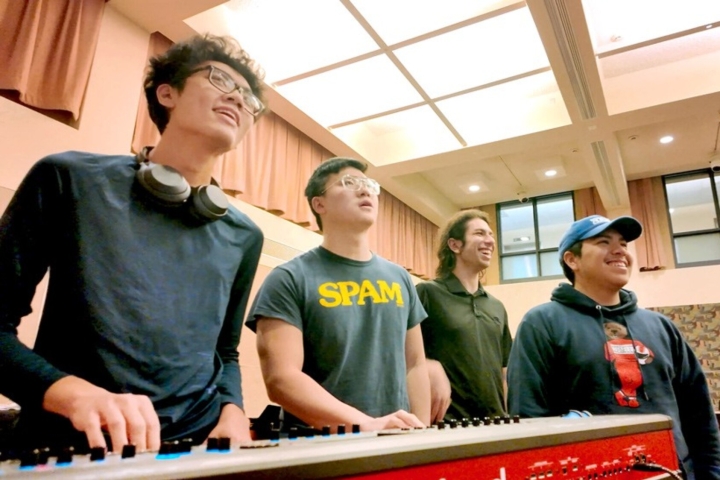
[304,157,368,232]
[436,209,491,278]
[144,34,265,133]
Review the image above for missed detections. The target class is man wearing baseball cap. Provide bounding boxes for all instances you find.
[507,215,720,479]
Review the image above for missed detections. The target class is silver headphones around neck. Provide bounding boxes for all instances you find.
[135,146,229,222]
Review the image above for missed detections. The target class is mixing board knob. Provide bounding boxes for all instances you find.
[436,420,445,430]
[483,417,491,426]
[180,438,193,454]
[121,444,136,459]
[493,416,502,425]
[89,446,106,461]
[472,417,481,427]
[207,438,219,451]
[449,419,458,429]
[269,429,281,442]
[37,447,50,465]
[322,426,331,436]
[56,446,74,465]
[218,437,231,452]
[288,427,298,440]
[461,418,469,428]
[503,415,511,424]
[337,424,346,435]
[159,441,178,455]
[19,449,40,468]
[352,424,361,434]
[513,415,521,424]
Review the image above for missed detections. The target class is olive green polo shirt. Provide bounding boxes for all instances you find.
[416,274,512,420]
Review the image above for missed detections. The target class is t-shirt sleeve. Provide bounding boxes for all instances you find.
[404,272,427,330]
[246,265,304,333]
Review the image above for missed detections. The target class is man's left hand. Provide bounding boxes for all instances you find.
[206,403,252,443]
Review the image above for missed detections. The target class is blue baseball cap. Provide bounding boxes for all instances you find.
[558,215,643,261]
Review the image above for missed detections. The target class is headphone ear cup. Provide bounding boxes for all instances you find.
[136,162,191,205]
[191,184,229,221]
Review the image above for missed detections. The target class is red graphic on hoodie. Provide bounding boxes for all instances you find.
[604,322,654,408]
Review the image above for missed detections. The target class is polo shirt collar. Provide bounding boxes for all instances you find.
[440,273,486,297]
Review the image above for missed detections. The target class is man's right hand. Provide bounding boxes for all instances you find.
[43,376,161,453]
[426,359,451,423]
[360,409,425,432]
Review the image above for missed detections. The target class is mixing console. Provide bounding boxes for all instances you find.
[0,414,678,479]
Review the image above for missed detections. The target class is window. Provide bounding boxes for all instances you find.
[497,193,574,282]
[664,170,720,266]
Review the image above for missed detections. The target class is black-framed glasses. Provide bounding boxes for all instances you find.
[321,174,381,196]
[189,65,265,117]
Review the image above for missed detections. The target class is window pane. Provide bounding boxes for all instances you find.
[500,204,535,254]
[502,254,538,280]
[537,195,574,249]
[675,233,720,264]
[666,174,717,233]
[539,251,563,276]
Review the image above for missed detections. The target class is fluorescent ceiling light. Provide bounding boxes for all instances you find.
[394,7,549,97]
[583,0,720,55]
[352,0,522,45]
[278,56,423,127]
[660,135,674,144]
[468,185,481,192]
[437,71,570,146]
[332,105,461,166]
[545,169,557,177]
[218,0,378,83]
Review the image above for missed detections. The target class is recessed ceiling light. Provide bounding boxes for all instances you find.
[660,136,674,144]
[707,24,713,29]
[669,208,675,213]
[544,169,557,177]
[468,185,481,192]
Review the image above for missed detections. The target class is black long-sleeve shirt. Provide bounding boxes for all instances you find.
[0,151,262,447]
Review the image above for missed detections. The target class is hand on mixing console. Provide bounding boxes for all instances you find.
[426,360,451,423]
[361,409,425,432]
[206,403,251,443]
[42,375,161,453]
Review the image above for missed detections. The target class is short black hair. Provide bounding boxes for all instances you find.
[304,157,368,231]
[561,240,584,284]
[144,34,265,133]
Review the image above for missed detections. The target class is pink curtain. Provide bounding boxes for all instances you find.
[131,32,173,154]
[573,187,607,218]
[628,178,668,271]
[0,0,106,120]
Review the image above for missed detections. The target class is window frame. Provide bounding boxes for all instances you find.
[496,191,574,283]
[662,168,720,268]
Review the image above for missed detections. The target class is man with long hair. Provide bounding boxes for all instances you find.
[417,209,512,423]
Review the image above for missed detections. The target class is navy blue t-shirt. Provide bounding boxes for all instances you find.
[0,151,263,447]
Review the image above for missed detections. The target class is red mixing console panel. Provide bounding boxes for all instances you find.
[0,414,678,479]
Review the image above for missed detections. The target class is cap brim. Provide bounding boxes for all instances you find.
[585,216,643,242]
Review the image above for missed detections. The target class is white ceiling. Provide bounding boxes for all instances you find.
[110,0,720,226]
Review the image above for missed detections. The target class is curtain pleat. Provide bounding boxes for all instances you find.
[131,32,173,154]
[573,187,607,218]
[628,178,667,271]
[0,0,106,119]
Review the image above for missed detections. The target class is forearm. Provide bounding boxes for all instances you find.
[266,371,372,431]
[407,358,431,425]
[0,329,67,408]
[216,356,243,408]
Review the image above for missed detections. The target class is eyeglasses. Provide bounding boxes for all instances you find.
[189,65,265,117]
[321,174,381,196]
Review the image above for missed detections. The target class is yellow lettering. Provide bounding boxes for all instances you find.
[337,281,360,306]
[378,281,404,307]
[357,280,382,305]
[318,282,342,307]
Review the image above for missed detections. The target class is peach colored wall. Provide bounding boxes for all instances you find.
[485,264,720,335]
